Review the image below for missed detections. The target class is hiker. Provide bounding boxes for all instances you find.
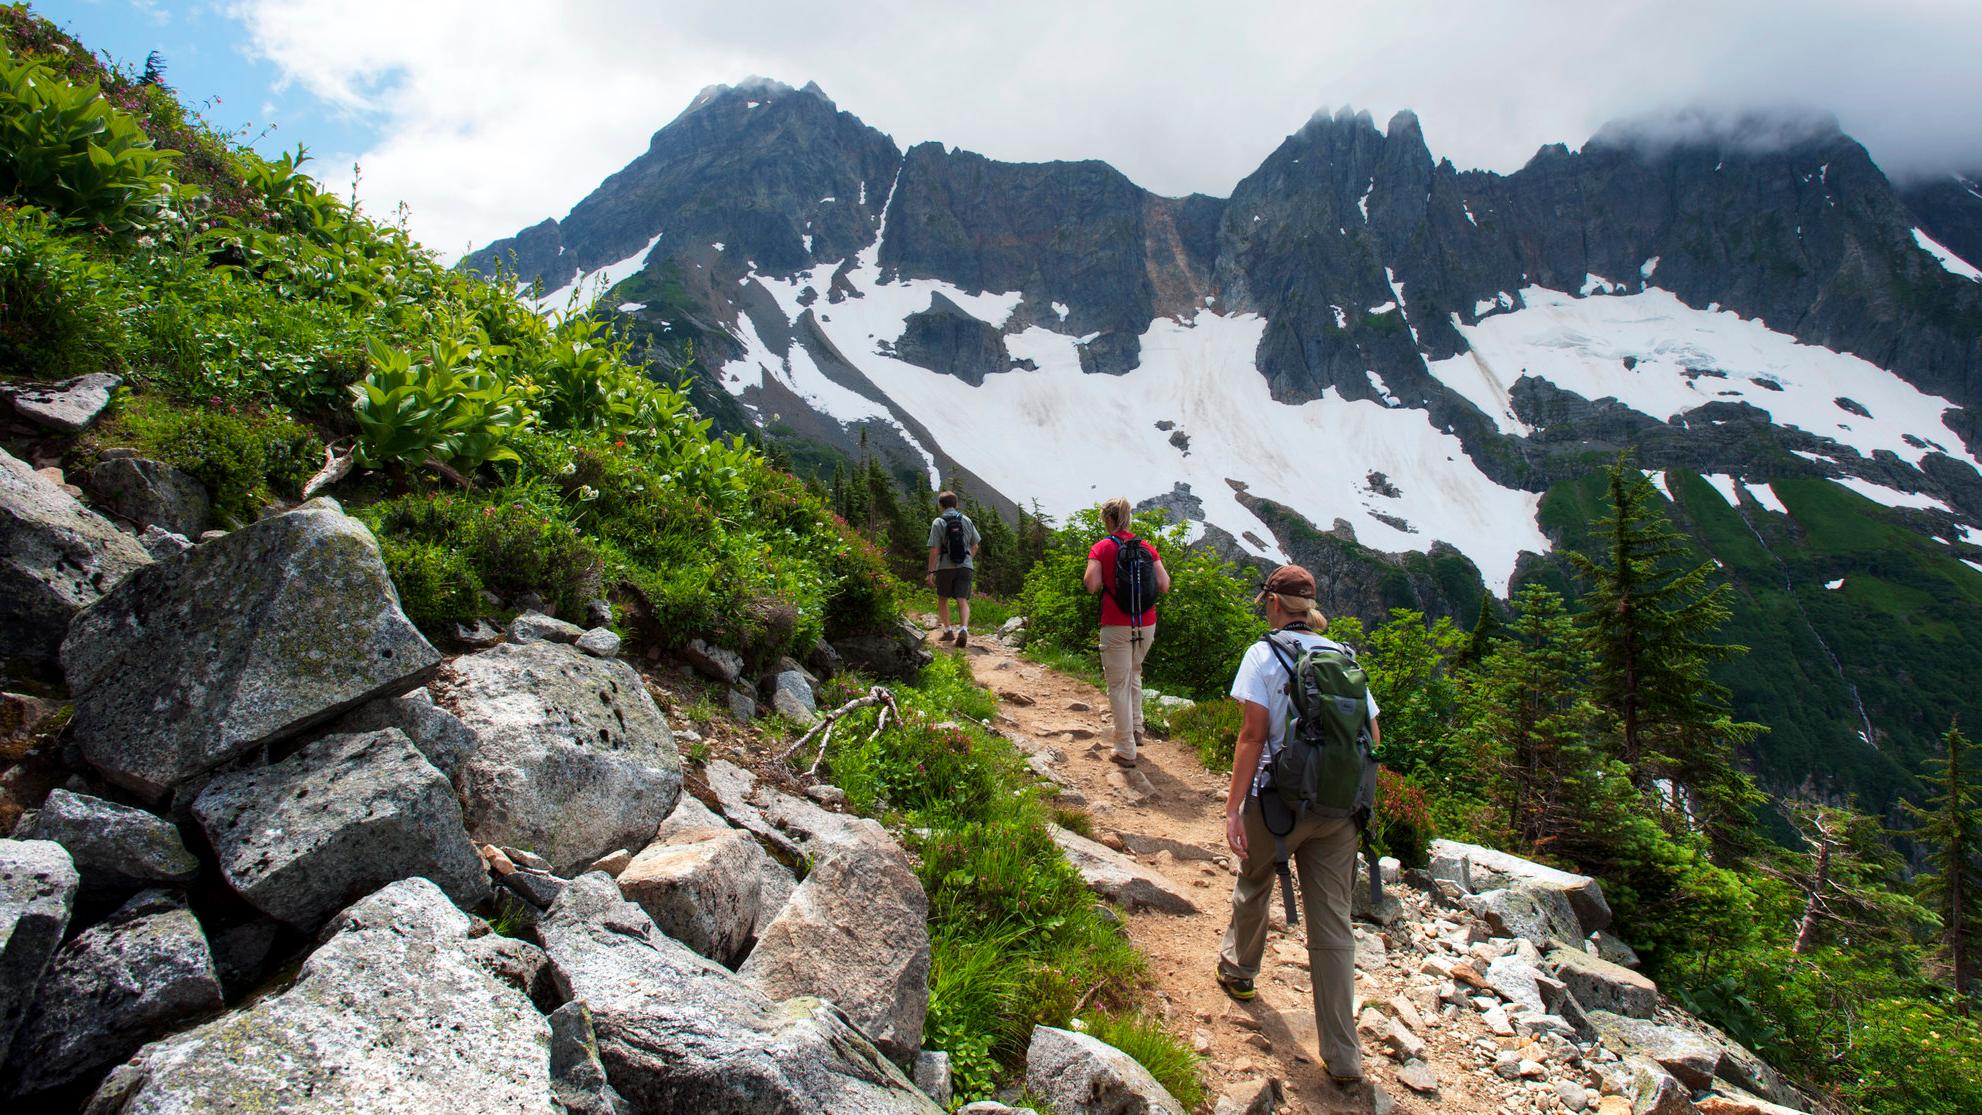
[926,491,981,646]
[1082,497,1170,767]
[1215,563,1382,1088]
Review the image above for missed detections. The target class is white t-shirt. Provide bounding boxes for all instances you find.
[1230,628,1382,797]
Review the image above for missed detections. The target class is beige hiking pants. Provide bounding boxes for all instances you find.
[1218,797,1362,1079]
[1099,623,1155,759]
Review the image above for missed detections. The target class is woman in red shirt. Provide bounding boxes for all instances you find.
[1083,497,1172,767]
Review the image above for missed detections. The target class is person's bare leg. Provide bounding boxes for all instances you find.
[959,597,971,632]
[937,596,953,640]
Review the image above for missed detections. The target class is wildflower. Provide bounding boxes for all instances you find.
[576,485,599,502]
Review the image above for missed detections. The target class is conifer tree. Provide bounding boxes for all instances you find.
[1906,723,1982,1005]
[1463,585,1616,852]
[1780,800,1920,957]
[1569,453,1765,861]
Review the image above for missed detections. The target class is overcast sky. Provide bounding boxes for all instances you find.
[52,1,1982,260]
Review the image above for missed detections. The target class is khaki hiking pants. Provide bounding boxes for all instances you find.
[1099,624,1155,760]
[1218,797,1362,1079]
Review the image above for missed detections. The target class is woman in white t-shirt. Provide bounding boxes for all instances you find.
[1214,563,1381,1089]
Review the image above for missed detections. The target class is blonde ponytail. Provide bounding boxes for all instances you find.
[1100,496,1132,534]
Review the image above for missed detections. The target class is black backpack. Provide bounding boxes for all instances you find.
[1108,535,1156,622]
[942,509,968,563]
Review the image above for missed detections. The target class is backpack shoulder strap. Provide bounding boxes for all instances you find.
[1260,630,1302,678]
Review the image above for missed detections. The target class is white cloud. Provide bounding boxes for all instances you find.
[230,0,1982,261]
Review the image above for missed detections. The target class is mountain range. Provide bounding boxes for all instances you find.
[463,78,1982,822]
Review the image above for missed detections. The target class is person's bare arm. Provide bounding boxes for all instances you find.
[1226,700,1269,857]
[1083,558,1103,594]
[1154,558,1172,594]
[926,546,939,587]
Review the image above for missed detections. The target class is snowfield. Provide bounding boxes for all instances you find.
[1427,286,1978,472]
[544,210,1979,598]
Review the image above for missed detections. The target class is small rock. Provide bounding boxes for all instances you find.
[805,783,849,809]
[1395,1059,1438,1094]
[500,846,551,871]
[683,638,745,684]
[1192,1028,1213,1054]
[1067,700,1093,712]
[1556,1080,1592,1111]
[619,797,762,968]
[1046,825,1197,914]
[1026,1024,1186,1115]
[454,619,503,647]
[137,524,191,559]
[575,626,622,657]
[1483,1004,1515,1036]
[1213,1075,1281,1115]
[1494,1050,1523,1080]
[586,849,632,877]
[88,457,210,538]
[913,1049,952,1107]
[13,789,198,900]
[2,373,121,432]
[509,610,585,644]
[482,845,517,875]
[1384,1016,1425,1062]
[498,869,567,909]
[1519,1059,1546,1079]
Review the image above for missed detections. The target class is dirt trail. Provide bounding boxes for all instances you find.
[937,627,1522,1115]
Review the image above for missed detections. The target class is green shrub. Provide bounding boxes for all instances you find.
[95,395,322,525]
[1019,508,1264,699]
[1839,998,1982,1115]
[0,207,128,378]
[1168,696,1243,771]
[0,46,181,233]
[359,487,604,631]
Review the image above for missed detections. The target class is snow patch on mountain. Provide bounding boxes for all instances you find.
[1913,227,1982,282]
[1701,474,1742,506]
[1829,475,1954,514]
[1432,286,1978,471]
[1643,470,1673,500]
[1744,481,1789,515]
[737,253,1545,587]
[523,232,664,314]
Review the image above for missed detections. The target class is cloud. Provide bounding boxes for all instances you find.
[230,0,1982,261]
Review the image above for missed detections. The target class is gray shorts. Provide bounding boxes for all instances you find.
[934,567,973,600]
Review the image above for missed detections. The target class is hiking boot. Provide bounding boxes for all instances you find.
[938,629,955,644]
[1214,969,1255,1002]
[1108,752,1137,769]
[956,628,969,648]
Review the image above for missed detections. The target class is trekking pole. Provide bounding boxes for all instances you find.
[1277,859,1299,926]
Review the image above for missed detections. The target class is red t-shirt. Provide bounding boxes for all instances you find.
[1089,533,1160,627]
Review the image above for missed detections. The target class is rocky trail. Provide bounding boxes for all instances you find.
[940,623,1817,1115]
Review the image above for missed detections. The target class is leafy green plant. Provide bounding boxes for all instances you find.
[352,331,528,473]
[0,46,181,232]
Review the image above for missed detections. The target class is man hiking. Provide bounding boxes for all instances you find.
[1215,563,1382,1088]
[926,491,980,646]
[1082,497,1170,767]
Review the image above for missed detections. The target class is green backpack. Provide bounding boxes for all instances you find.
[1257,628,1381,921]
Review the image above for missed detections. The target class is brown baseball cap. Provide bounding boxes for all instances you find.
[1258,564,1316,598]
